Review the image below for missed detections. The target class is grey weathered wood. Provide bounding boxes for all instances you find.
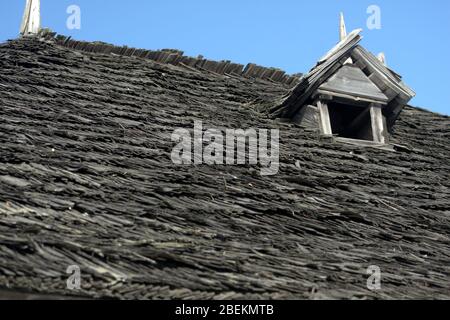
[269,29,363,118]
[319,65,389,103]
[316,89,387,106]
[350,46,415,99]
[20,0,40,35]
[370,104,386,144]
[38,30,301,87]
[293,104,320,128]
[0,35,448,301]
[269,30,415,134]
[317,100,333,135]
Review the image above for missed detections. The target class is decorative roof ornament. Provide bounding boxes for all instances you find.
[20,0,41,36]
[377,52,387,66]
[339,13,353,65]
[339,12,347,41]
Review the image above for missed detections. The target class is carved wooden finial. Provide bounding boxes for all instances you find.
[339,12,353,64]
[20,0,41,35]
[377,52,387,66]
[339,12,347,41]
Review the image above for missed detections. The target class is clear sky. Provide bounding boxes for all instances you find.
[1,0,449,115]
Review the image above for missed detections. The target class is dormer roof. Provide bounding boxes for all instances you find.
[270,29,416,132]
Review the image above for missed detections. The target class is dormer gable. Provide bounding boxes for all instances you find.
[270,19,415,145]
[319,64,389,104]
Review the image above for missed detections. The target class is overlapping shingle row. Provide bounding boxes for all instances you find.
[0,36,449,299]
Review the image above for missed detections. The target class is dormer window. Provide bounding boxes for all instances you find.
[270,16,415,145]
[313,64,390,143]
[317,100,387,144]
[328,103,382,142]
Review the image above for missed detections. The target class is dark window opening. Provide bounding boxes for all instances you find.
[328,102,373,141]
[361,67,371,76]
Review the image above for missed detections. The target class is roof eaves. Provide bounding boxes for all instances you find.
[36,30,302,88]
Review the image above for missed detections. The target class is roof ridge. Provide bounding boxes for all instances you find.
[36,30,302,87]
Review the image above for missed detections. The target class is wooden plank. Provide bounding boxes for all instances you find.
[319,65,389,102]
[293,105,319,128]
[317,100,333,135]
[352,47,415,99]
[20,0,41,35]
[370,105,386,144]
[316,89,387,106]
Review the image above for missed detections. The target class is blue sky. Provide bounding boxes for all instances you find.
[1,0,449,115]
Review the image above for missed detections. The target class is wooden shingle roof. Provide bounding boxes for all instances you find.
[0,35,449,300]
